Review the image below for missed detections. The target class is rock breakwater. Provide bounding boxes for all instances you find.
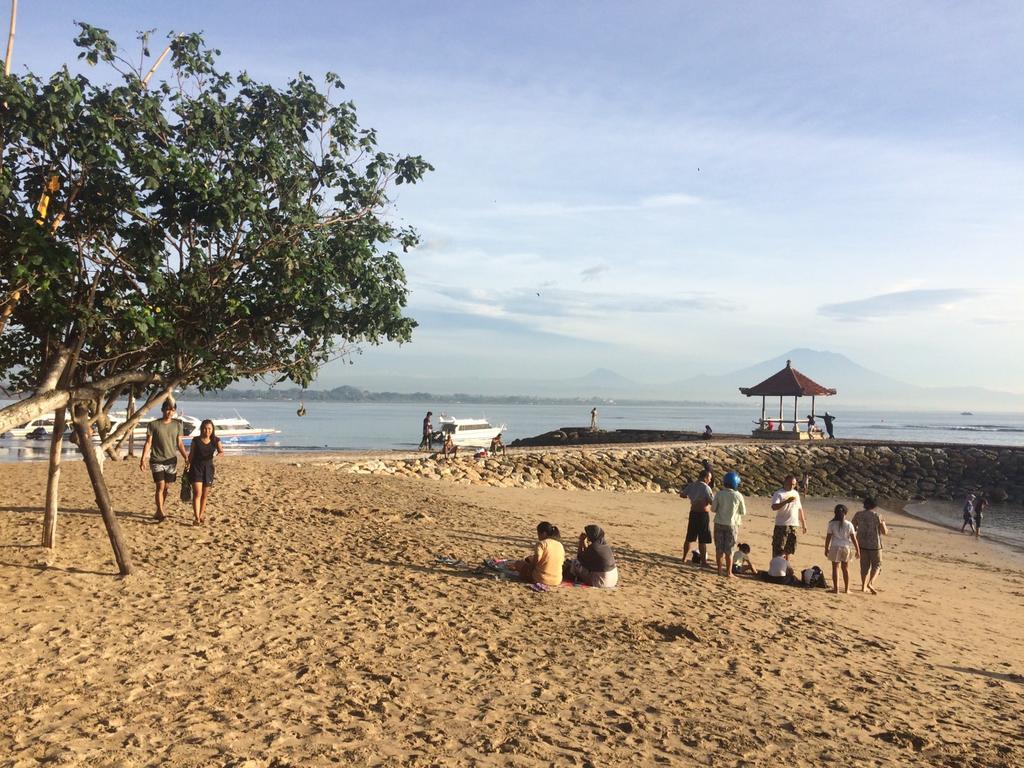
[326,442,1024,503]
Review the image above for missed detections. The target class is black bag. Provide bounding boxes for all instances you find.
[180,475,193,502]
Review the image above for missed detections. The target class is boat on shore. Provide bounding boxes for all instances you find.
[438,415,505,448]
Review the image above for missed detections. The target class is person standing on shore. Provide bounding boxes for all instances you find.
[421,411,434,451]
[590,407,598,431]
[821,412,836,439]
[825,504,860,594]
[960,494,976,533]
[139,399,189,522]
[187,419,224,525]
[712,471,746,578]
[973,494,988,537]
[770,474,807,560]
[681,469,714,567]
[852,497,887,594]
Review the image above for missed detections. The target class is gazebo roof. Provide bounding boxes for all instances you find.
[738,360,837,397]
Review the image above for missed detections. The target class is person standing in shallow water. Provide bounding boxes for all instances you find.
[188,419,224,525]
[421,411,434,451]
[590,407,598,431]
[973,494,988,537]
[960,494,976,533]
[140,400,189,522]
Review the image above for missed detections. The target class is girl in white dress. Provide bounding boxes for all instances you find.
[824,504,861,594]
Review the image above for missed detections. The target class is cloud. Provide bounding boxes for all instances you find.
[479,192,703,219]
[638,193,702,208]
[430,285,731,321]
[818,289,976,322]
[580,264,609,281]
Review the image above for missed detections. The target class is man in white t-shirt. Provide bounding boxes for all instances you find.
[770,474,807,560]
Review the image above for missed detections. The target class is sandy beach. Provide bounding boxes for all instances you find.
[1,454,1022,767]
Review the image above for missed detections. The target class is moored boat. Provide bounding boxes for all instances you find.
[438,415,505,448]
[180,414,280,444]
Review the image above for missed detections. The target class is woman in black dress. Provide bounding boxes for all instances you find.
[188,419,224,524]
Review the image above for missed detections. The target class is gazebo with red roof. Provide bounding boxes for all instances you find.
[738,359,837,439]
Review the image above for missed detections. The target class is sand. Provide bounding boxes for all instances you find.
[1,454,1022,767]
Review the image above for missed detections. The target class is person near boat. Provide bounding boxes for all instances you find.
[187,419,224,525]
[140,400,189,522]
[420,411,434,451]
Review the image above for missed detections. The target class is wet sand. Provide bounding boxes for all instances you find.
[1,455,1022,766]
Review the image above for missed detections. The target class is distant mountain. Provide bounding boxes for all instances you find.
[671,348,1023,410]
[302,348,1022,410]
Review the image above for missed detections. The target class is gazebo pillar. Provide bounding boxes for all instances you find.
[760,396,766,428]
[793,396,798,432]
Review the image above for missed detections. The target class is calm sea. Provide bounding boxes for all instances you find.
[3,400,1024,455]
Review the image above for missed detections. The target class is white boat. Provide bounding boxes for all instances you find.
[438,415,505,448]
[179,414,280,445]
[5,415,70,438]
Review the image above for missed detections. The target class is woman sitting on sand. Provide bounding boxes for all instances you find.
[515,522,565,587]
[569,524,619,588]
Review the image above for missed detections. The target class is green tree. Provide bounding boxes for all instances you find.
[0,25,431,573]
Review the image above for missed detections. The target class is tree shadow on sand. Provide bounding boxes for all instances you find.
[1,505,156,522]
[940,665,1024,685]
[364,556,516,583]
[0,558,116,577]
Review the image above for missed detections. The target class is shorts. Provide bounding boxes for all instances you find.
[713,524,737,553]
[684,509,712,545]
[828,544,855,563]
[772,525,798,557]
[188,461,214,485]
[150,459,177,483]
[860,548,881,578]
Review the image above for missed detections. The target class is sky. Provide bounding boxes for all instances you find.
[11,1,1024,395]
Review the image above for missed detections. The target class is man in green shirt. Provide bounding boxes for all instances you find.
[711,471,747,578]
[140,399,189,522]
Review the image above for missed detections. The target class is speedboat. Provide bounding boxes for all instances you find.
[180,414,280,445]
[438,415,505,448]
[5,415,69,438]
[107,409,277,445]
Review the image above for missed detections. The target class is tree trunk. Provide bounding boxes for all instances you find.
[41,408,66,548]
[73,417,132,576]
[127,386,136,457]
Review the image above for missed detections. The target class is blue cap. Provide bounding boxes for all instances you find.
[723,471,741,490]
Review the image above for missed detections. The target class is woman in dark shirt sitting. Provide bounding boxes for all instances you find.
[569,524,619,588]
[188,419,224,524]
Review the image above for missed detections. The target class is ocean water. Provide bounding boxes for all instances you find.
[902,500,1024,551]
[2,401,1024,455]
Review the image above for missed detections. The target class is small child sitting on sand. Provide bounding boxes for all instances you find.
[760,555,796,585]
[514,522,565,587]
[732,543,757,575]
[442,433,458,459]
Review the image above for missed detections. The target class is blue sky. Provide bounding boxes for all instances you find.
[12,2,1024,394]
